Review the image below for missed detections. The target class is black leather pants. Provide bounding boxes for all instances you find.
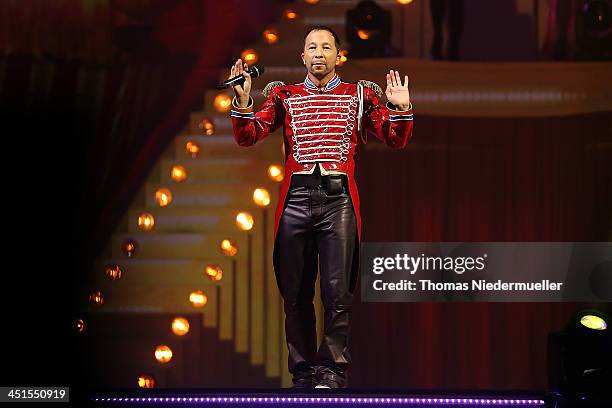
[273,177,357,386]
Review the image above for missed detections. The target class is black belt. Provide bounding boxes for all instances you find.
[291,173,348,193]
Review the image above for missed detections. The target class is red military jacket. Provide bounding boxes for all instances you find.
[230,73,414,243]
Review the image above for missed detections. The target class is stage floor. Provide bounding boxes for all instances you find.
[88,388,612,408]
[88,388,609,407]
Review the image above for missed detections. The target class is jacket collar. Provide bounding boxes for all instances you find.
[304,73,341,92]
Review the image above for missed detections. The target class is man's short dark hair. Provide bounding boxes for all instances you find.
[304,26,341,54]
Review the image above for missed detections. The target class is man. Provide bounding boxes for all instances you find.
[229,26,413,389]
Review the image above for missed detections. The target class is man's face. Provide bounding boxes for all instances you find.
[301,30,340,80]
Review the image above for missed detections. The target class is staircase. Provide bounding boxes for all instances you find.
[85,0,406,389]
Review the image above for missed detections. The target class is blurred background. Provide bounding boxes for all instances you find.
[1,0,610,398]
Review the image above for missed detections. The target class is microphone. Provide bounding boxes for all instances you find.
[217,65,265,90]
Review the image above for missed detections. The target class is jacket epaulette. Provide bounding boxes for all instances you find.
[262,81,286,98]
[357,80,383,98]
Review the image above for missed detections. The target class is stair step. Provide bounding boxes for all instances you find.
[81,284,220,323]
[188,112,233,134]
[159,158,285,184]
[204,86,287,109]
[144,182,279,208]
[92,258,232,286]
[173,134,280,160]
[111,232,250,260]
[127,206,269,233]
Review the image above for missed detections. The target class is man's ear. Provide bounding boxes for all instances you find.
[301,52,305,65]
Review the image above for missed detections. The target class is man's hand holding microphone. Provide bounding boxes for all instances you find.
[230,58,251,108]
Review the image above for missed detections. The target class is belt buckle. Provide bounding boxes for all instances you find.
[323,176,344,195]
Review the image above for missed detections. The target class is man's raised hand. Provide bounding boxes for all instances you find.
[385,70,411,111]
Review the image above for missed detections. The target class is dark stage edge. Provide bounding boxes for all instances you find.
[88,388,611,407]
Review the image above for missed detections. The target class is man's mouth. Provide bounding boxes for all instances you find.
[313,63,325,66]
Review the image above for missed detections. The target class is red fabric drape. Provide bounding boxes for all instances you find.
[543,0,577,59]
[88,0,274,261]
[0,0,275,263]
[0,0,114,61]
[349,112,611,389]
